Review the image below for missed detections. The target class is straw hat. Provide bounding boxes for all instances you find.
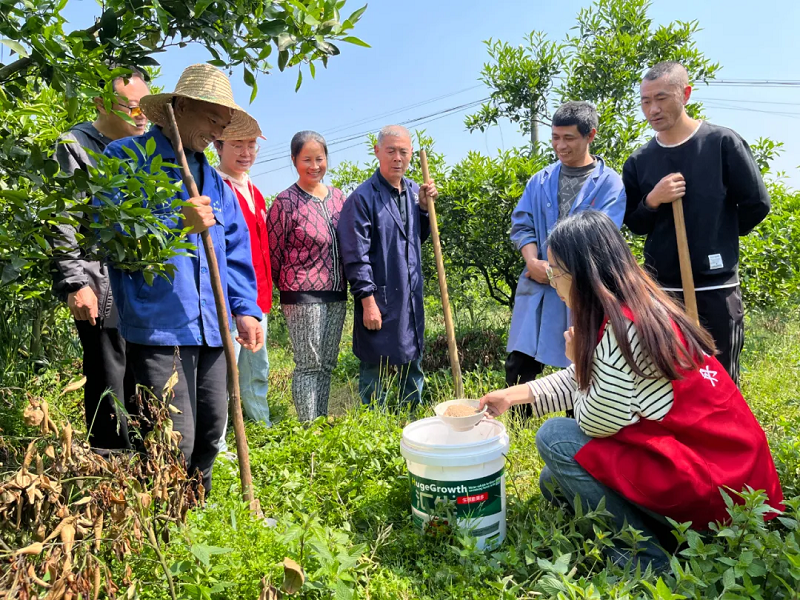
[140,63,262,140]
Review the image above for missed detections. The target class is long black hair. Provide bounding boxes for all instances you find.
[547,210,716,390]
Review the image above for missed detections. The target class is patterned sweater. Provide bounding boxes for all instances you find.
[527,321,675,438]
[266,184,347,300]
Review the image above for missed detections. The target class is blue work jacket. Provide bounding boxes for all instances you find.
[338,170,431,365]
[507,158,626,366]
[97,127,261,347]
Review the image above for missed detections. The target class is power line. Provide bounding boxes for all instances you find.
[252,96,489,167]
[250,81,800,180]
[692,96,800,107]
[256,84,485,156]
[255,96,488,164]
[701,79,800,88]
[703,102,800,120]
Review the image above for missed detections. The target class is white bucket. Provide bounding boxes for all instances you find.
[400,416,509,550]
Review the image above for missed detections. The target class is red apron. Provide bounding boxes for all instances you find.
[574,309,783,529]
[224,179,272,314]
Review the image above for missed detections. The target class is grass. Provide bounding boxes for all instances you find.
[3,304,800,599]
[176,306,800,599]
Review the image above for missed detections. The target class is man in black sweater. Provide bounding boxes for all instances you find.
[52,69,149,450]
[623,62,770,385]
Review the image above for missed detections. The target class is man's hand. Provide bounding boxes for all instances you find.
[68,286,99,325]
[182,195,216,234]
[645,173,685,209]
[362,296,382,331]
[564,326,576,363]
[418,181,438,211]
[235,315,264,352]
[524,258,550,284]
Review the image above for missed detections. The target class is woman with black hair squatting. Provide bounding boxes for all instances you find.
[480,210,782,570]
[267,131,348,421]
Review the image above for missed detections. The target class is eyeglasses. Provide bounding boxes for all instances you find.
[225,142,260,156]
[117,103,143,118]
[546,265,567,288]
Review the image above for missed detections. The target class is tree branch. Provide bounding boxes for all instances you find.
[0,9,123,83]
[474,263,511,307]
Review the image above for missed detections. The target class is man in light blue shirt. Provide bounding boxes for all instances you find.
[506,102,626,416]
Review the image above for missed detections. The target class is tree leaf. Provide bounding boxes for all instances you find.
[278,49,289,72]
[193,0,215,18]
[0,39,29,58]
[281,557,304,594]
[243,67,256,87]
[295,69,303,92]
[258,20,285,36]
[62,376,87,394]
[259,579,280,600]
[98,9,118,43]
[334,579,353,600]
[341,36,370,48]
[277,32,296,51]
[346,4,368,25]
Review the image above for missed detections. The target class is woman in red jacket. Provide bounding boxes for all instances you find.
[480,210,782,570]
[214,133,272,436]
[267,131,348,421]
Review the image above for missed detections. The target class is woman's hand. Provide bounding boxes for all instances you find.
[479,389,513,417]
[564,326,575,363]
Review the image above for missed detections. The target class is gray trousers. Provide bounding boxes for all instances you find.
[127,343,226,493]
[283,301,346,421]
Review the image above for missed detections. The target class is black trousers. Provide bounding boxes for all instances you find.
[671,285,744,386]
[74,320,136,450]
[504,351,546,418]
[126,343,227,493]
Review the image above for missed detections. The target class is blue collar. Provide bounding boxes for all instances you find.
[148,126,210,168]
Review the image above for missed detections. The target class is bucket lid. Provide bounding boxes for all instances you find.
[402,416,506,451]
[400,417,509,467]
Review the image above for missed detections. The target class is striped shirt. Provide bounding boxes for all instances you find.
[527,322,674,438]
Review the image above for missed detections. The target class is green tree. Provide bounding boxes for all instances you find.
[0,0,368,367]
[440,0,720,307]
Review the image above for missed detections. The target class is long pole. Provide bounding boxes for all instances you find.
[420,150,464,399]
[164,105,257,511]
[672,198,699,325]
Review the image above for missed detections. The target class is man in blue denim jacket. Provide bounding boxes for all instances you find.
[98,64,263,492]
[506,102,626,416]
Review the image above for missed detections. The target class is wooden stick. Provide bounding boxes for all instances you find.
[672,198,699,325]
[420,150,464,399]
[163,104,257,511]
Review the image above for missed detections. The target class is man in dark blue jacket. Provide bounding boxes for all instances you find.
[99,64,263,492]
[338,125,438,409]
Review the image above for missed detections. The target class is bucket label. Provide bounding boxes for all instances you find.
[410,469,503,519]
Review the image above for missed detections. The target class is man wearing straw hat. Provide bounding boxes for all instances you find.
[98,64,264,493]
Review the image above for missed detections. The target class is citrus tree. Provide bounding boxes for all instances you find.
[0,0,368,365]
[437,0,719,307]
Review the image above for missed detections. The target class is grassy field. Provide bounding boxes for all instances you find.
[176,307,800,599]
[2,306,799,599]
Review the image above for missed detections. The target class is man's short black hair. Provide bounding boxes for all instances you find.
[643,61,689,87]
[551,101,598,137]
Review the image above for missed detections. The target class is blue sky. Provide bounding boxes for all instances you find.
[61,0,800,194]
